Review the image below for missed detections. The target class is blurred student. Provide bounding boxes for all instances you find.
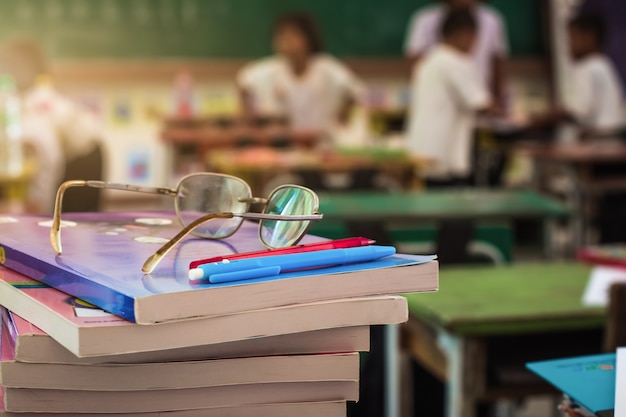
[530,14,624,139]
[0,39,103,213]
[563,14,624,137]
[237,12,365,132]
[404,0,508,103]
[408,9,494,187]
[561,14,626,244]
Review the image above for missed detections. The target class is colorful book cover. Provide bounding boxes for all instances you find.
[0,212,434,323]
[527,354,615,416]
[0,311,15,365]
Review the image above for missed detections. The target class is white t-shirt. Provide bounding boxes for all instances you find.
[22,116,64,213]
[407,45,490,179]
[404,4,508,87]
[24,84,101,161]
[237,54,365,131]
[565,54,625,134]
[22,83,102,212]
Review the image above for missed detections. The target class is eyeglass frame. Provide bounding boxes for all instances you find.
[50,173,323,274]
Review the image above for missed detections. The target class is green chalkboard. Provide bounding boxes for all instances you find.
[0,0,545,59]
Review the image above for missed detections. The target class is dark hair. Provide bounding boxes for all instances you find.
[569,14,607,46]
[440,9,478,37]
[273,12,324,54]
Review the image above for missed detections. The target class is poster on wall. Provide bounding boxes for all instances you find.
[127,149,151,184]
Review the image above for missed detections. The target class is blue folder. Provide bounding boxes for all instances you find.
[527,353,615,417]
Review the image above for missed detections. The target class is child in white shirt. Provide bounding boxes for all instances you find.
[407,9,492,186]
[565,14,624,137]
[404,0,508,103]
[237,13,364,133]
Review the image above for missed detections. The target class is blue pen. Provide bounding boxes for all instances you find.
[187,245,396,283]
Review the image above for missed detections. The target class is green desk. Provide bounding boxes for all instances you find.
[403,263,605,417]
[313,189,569,261]
[318,189,568,221]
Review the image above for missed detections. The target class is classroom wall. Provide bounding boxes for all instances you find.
[8,0,551,193]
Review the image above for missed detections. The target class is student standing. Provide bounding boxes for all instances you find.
[237,13,364,133]
[563,14,624,137]
[407,10,494,187]
[404,0,508,103]
[563,14,626,244]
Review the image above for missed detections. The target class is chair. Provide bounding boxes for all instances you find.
[605,282,626,352]
[60,144,104,212]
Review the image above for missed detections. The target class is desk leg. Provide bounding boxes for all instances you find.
[563,164,586,249]
[438,332,481,417]
[385,324,400,417]
[544,218,559,260]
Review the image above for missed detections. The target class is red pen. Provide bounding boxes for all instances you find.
[189,237,375,269]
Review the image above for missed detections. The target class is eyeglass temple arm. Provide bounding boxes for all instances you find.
[141,212,324,274]
[51,180,178,254]
[142,212,235,274]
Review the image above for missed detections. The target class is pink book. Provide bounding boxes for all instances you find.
[0,267,407,357]
[0,307,370,365]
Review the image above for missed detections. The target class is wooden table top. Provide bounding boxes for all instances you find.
[404,262,604,335]
[516,141,626,163]
[162,118,320,148]
[208,147,424,172]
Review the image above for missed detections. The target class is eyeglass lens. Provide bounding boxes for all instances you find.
[260,186,316,248]
[175,174,251,238]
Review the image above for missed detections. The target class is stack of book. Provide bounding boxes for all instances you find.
[0,212,438,415]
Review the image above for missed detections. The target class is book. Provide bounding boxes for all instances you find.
[615,348,626,417]
[0,399,346,417]
[579,245,626,269]
[3,381,359,413]
[0,267,407,357]
[1,342,359,391]
[2,308,369,364]
[0,212,438,323]
[527,354,616,417]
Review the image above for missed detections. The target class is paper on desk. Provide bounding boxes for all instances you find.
[582,266,626,306]
[616,348,626,417]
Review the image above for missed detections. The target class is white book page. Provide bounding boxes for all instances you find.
[616,348,626,417]
[582,267,626,306]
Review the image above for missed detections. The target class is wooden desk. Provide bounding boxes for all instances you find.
[162,120,320,150]
[403,263,605,417]
[517,141,626,248]
[318,189,568,221]
[162,118,321,178]
[316,189,569,259]
[208,148,422,195]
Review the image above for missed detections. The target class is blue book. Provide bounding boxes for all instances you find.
[0,212,438,324]
[527,354,616,417]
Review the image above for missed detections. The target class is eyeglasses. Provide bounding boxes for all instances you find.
[50,172,323,274]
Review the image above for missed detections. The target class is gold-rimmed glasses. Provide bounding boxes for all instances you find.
[50,173,323,273]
